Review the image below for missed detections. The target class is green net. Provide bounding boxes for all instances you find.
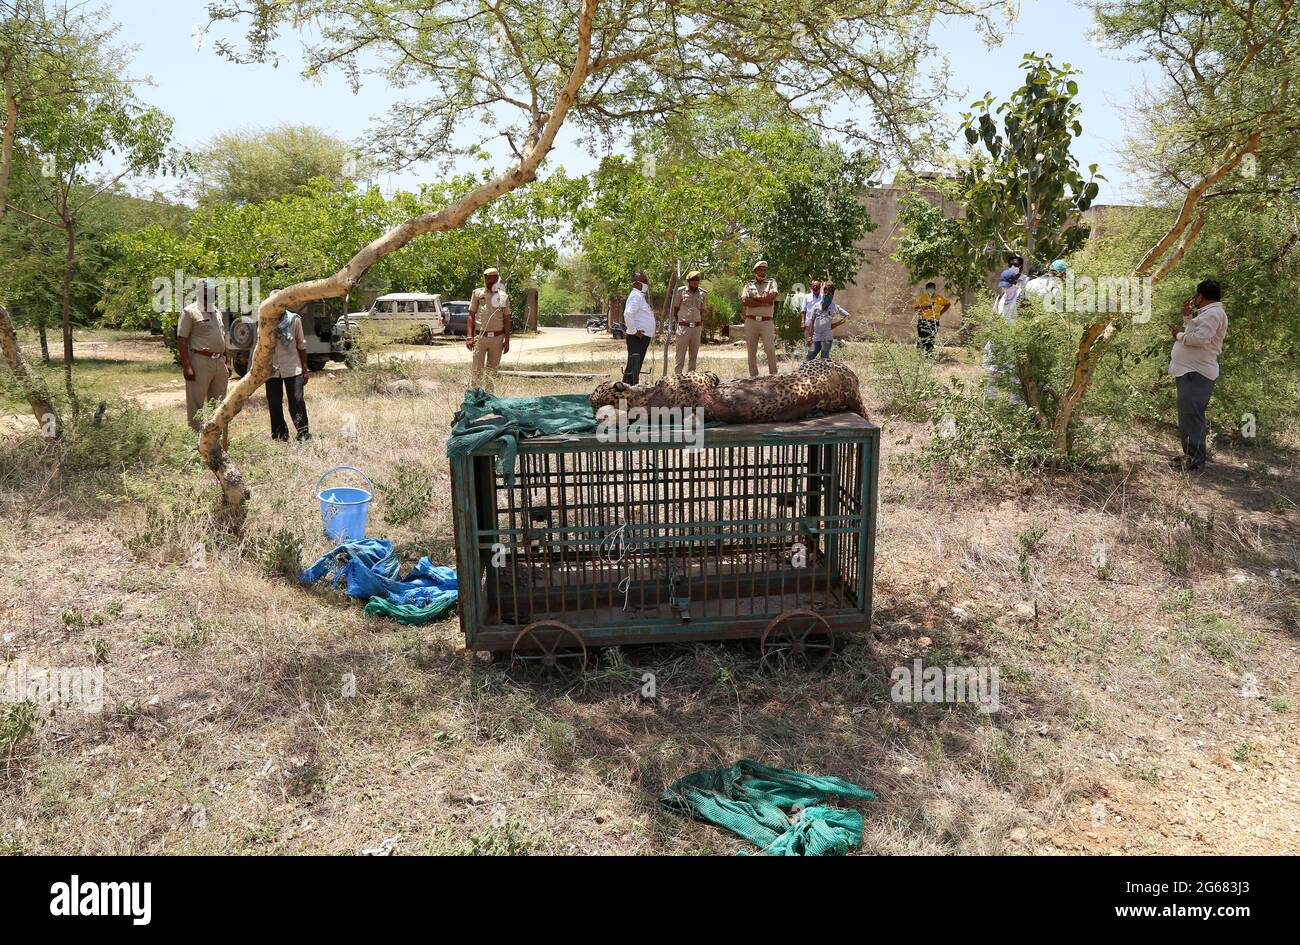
[660,759,876,856]
[446,388,598,483]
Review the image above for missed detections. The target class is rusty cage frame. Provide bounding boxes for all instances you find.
[450,413,879,658]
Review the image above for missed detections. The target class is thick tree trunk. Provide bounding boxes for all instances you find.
[0,303,58,431]
[196,0,599,524]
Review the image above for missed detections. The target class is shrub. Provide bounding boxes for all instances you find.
[861,334,941,419]
[915,379,1061,481]
[0,399,190,508]
[245,527,305,580]
[0,701,38,772]
[379,464,434,526]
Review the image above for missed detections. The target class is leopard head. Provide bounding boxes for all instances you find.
[590,379,655,411]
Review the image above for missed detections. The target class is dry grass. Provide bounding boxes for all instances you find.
[1,338,1298,855]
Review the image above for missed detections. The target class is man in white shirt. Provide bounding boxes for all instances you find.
[622,272,656,385]
[1168,278,1228,472]
[1023,259,1067,312]
[801,280,823,335]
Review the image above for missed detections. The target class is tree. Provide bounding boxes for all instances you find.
[894,54,1105,450]
[195,0,994,519]
[0,0,106,429]
[100,170,583,331]
[1042,0,1300,454]
[186,123,364,205]
[1096,0,1300,278]
[896,53,1100,283]
[578,102,877,326]
[1,0,179,412]
[10,73,178,405]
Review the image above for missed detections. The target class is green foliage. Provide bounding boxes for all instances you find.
[896,53,1101,290]
[754,142,876,289]
[1017,525,1048,580]
[246,528,305,580]
[378,465,434,527]
[537,284,583,325]
[916,379,1061,482]
[701,273,742,340]
[0,399,190,503]
[101,171,582,328]
[0,700,38,771]
[1078,199,1300,447]
[186,123,363,205]
[577,101,877,299]
[861,336,941,419]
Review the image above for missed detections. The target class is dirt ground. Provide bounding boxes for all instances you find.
[1,332,1296,855]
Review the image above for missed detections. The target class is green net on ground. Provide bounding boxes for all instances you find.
[660,759,876,856]
[446,388,598,482]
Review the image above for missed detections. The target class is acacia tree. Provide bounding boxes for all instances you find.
[1046,0,1300,452]
[197,0,994,520]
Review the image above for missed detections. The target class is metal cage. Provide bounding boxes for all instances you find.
[450,413,879,661]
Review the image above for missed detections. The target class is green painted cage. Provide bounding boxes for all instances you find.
[450,412,880,672]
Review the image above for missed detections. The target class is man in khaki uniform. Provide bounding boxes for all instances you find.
[741,260,779,376]
[176,279,229,430]
[672,271,706,374]
[467,267,510,389]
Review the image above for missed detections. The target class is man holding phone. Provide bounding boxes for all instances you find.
[1168,279,1228,473]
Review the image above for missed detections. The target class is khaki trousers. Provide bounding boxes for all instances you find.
[674,323,702,374]
[185,353,228,430]
[744,317,778,376]
[471,334,506,389]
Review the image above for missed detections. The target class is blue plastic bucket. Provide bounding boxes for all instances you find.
[317,466,374,542]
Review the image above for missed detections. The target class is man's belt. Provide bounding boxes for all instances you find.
[677,320,701,327]
[744,315,773,322]
[480,330,506,337]
[191,349,226,357]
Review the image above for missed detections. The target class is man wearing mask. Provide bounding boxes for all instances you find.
[622,272,655,385]
[806,284,849,360]
[176,278,229,431]
[672,271,706,374]
[1168,279,1228,473]
[253,307,311,442]
[467,267,510,389]
[913,281,950,353]
[801,280,823,355]
[740,260,779,376]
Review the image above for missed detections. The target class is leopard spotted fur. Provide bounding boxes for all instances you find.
[590,359,867,423]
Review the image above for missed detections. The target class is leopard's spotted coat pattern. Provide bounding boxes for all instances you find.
[591,359,867,424]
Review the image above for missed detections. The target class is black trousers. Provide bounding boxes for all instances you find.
[917,318,939,352]
[623,333,651,385]
[267,374,310,441]
[1175,371,1215,468]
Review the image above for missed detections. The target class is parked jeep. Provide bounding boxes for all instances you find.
[227,307,342,378]
[332,292,447,351]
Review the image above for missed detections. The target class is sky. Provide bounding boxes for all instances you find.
[108,0,1159,205]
